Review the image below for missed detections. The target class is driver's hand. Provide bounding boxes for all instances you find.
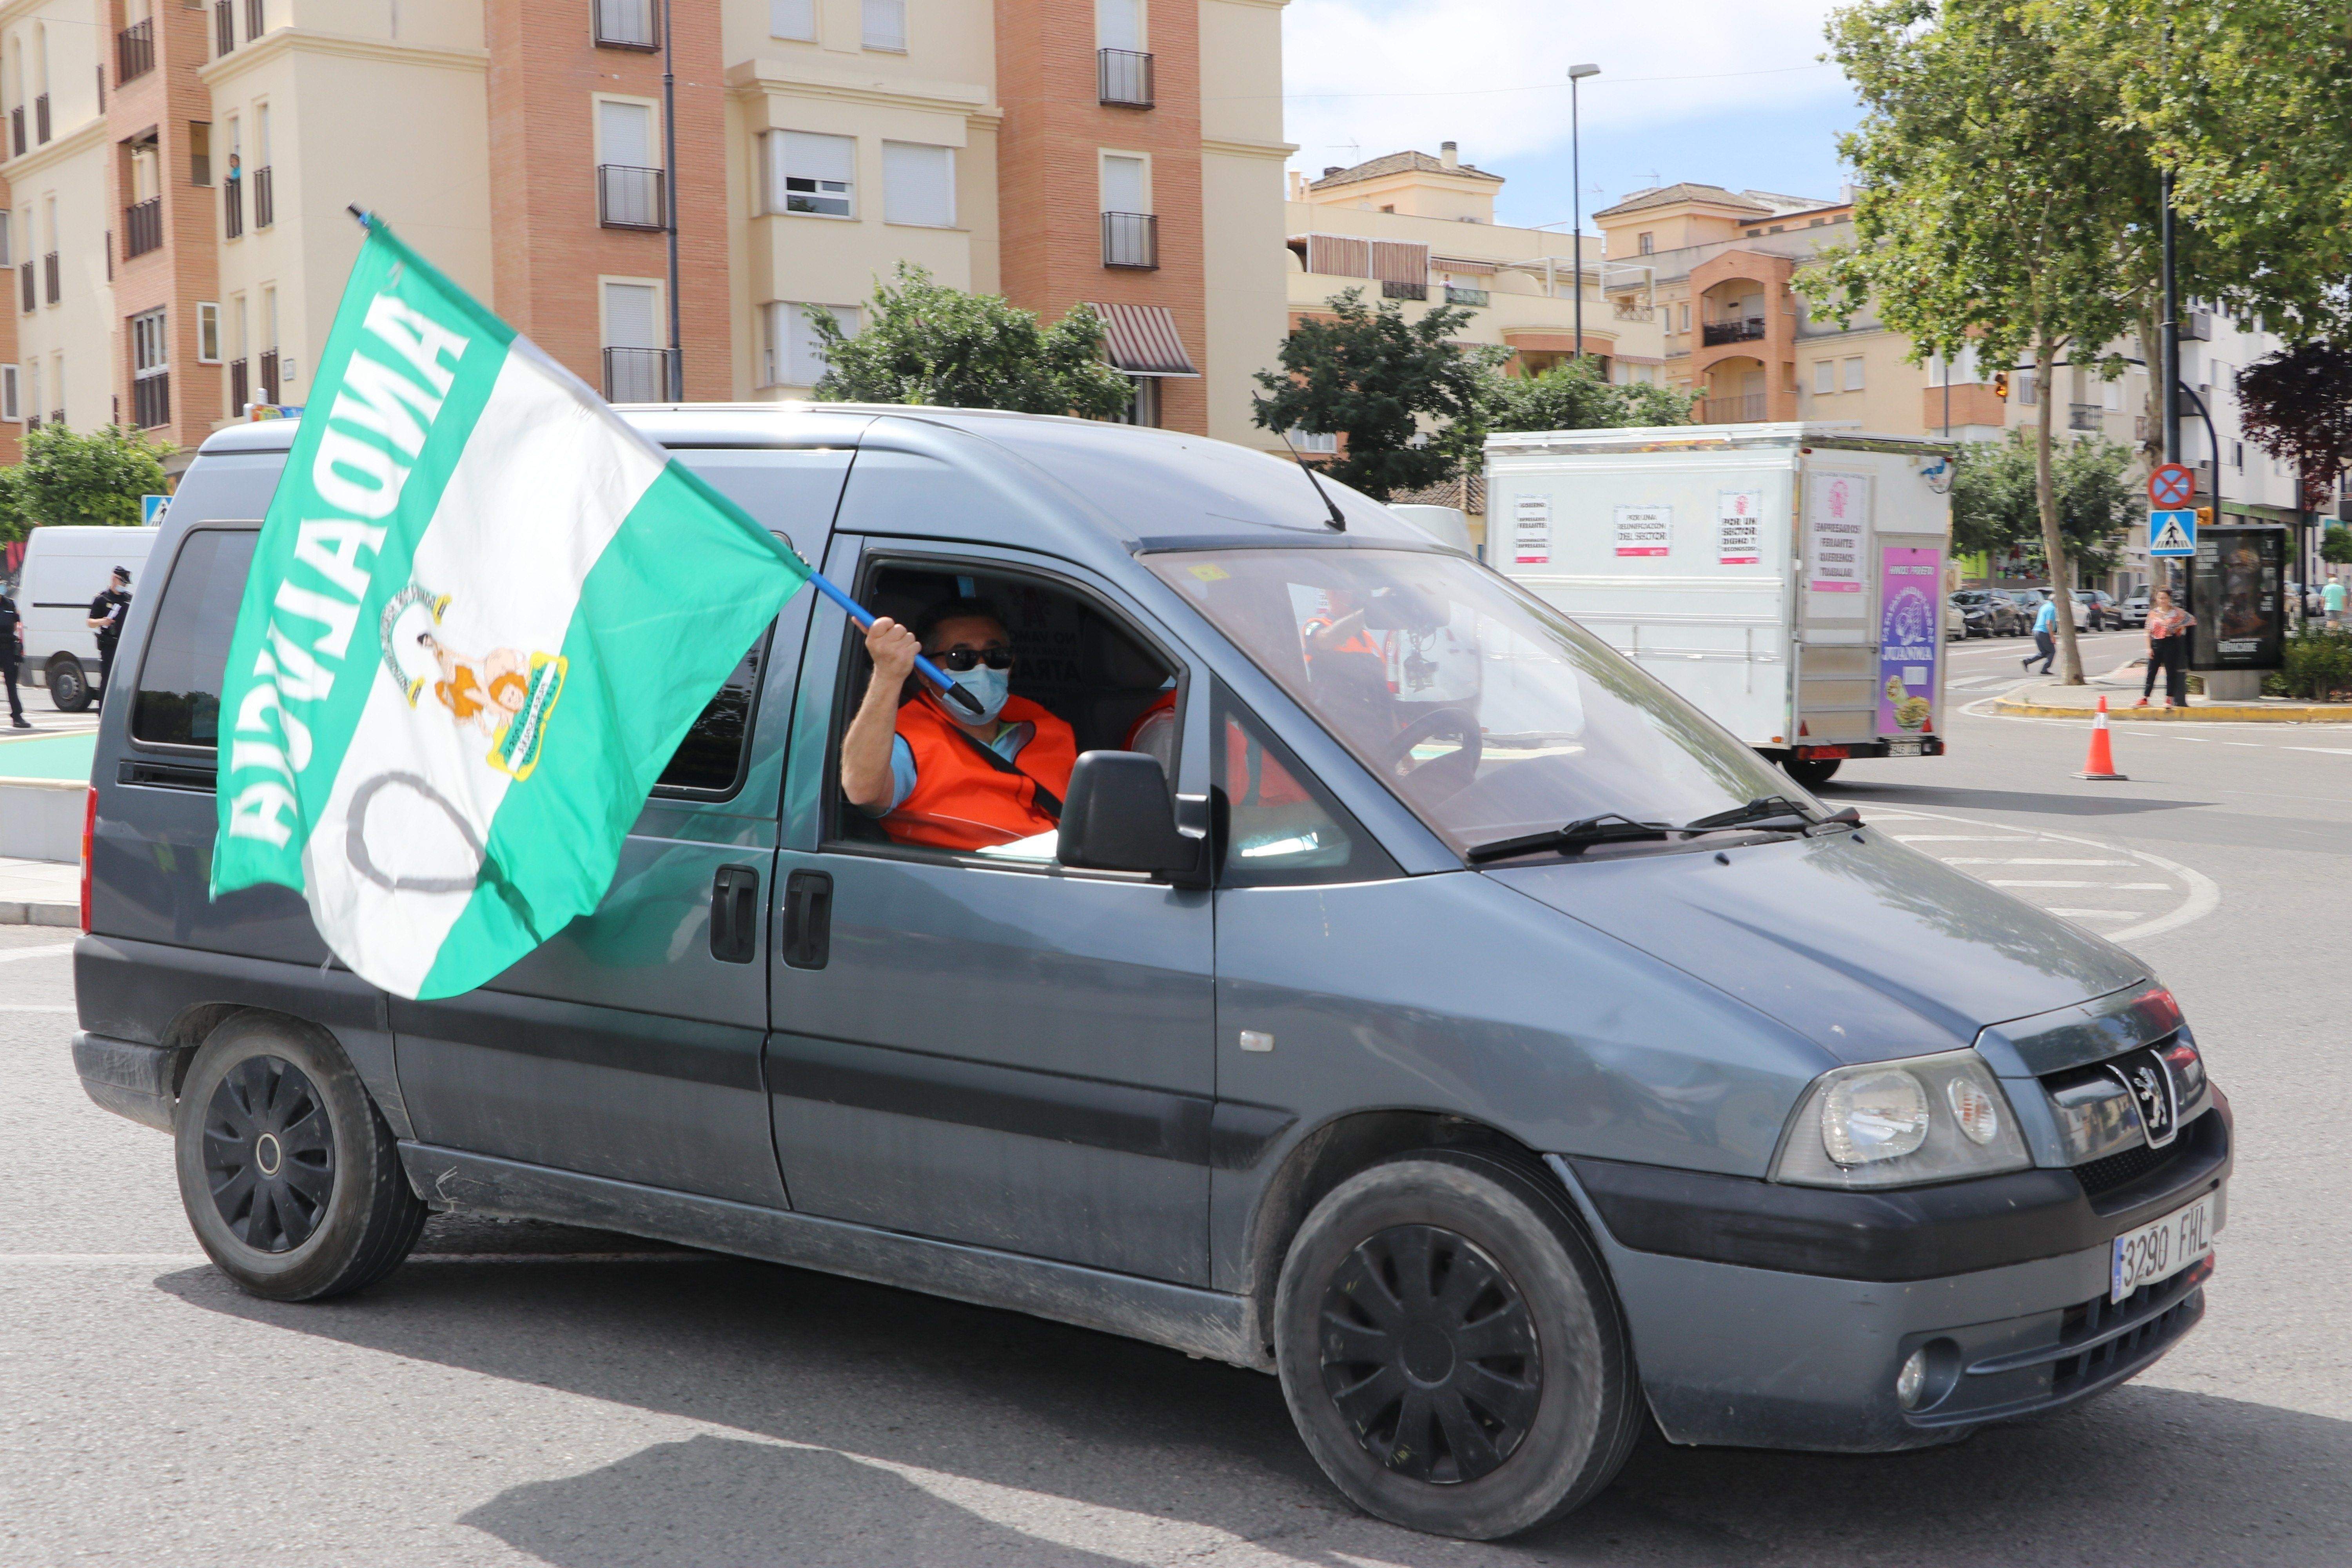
[866,617,919,686]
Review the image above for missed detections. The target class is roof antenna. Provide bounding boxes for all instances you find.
[1278,429,1348,532]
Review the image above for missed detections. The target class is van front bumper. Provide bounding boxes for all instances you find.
[1548,1092,2229,1452]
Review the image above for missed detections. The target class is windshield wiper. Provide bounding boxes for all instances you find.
[1465,813,1673,864]
[1678,795,1818,834]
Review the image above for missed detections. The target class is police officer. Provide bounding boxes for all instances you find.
[0,577,27,727]
[87,566,131,707]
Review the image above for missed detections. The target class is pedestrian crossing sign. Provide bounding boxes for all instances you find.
[2149,508,2196,557]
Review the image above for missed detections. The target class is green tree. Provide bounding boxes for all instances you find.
[1250,288,1503,501]
[1479,358,1695,435]
[808,263,1137,419]
[0,423,174,543]
[1952,430,2139,579]
[1812,0,2163,684]
[2322,529,2352,567]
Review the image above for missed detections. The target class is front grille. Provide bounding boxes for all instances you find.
[2075,1138,2183,1197]
[2049,1260,2208,1399]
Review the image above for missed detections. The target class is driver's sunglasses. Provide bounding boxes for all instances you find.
[928,646,1016,673]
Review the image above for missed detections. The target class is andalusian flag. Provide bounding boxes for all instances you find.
[211,216,810,999]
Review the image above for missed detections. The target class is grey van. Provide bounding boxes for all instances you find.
[72,407,2229,1541]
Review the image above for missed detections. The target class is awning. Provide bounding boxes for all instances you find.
[1089,301,1200,377]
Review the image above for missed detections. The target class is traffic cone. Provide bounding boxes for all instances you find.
[2076,695,2127,781]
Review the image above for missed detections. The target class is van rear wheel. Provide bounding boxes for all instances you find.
[1273,1151,1641,1540]
[46,655,89,712]
[1783,756,1841,788]
[174,1013,427,1301]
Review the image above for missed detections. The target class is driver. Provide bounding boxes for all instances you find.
[840,597,1077,851]
[1301,588,1393,734]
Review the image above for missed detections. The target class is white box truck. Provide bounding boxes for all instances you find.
[1485,423,1955,788]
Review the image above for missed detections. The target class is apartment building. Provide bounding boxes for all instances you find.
[0,0,1290,470]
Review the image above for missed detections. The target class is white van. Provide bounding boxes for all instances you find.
[16,525,159,710]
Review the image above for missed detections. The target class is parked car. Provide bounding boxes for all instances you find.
[2011,587,2088,632]
[2120,588,2151,627]
[1946,597,1970,639]
[71,408,2231,1541]
[2074,590,2119,630]
[1950,589,2025,637]
[14,523,160,710]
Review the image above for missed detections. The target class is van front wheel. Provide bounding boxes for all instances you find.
[1273,1151,1641,1540]
[46,655,89,712]
[174,1013,427,1301]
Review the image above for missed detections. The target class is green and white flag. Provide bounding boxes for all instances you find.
[211,217,810,999]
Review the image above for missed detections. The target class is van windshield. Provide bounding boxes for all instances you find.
[1147,548,1798,858]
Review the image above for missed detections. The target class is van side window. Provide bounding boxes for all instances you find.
[653,631,770,796]
[1213,687,1391,886]
[131,528,258,749]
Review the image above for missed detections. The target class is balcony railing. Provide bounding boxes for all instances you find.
[1380,279,1427,301]
[1101,210,1158,269]
[597,164,666,230]
[16,260,30,314]
[1098,48,1153,107]
[132,373,169,430]
[602,347,674,403]
[245,0,265,40]
[1700,316,1767,346]
[124,198,163,260]
[1700,393,1768,423]
[1613,300,1655,321]
[257,349,278,402]
[230,357,248,413]
[215,0,234,54]
[594,0,658,49]
[118,18,154,83]
[253,165,274,227]
[23,410,36,430]
[42,251,57,305]
[47,408,60,428]
[34,93,47,145]
[1442,284,1489,307]
[224,176,243,238]
[9,107,21,159]
[2068,402,2104,432]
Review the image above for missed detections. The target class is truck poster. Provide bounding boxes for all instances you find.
[1613,504,1671,557]
[1717,488,1762,565]
[1808,472,1869,593]
[1513,494,1551,565]
[1877,545,1942,734]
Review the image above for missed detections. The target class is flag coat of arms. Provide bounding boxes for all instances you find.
[211,218,810,999]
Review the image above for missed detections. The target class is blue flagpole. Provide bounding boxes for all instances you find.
[804,570,984,717]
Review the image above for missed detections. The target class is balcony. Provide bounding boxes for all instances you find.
[253,165,273,227]
[124,198,162,260]
[595,0,659,49]
[1700,315,1767,346]
[34,93,47,145]
[1098,48,1153,107]
[1101,210,1157,269]
[215,0,234,54]
[230,357,247,413]
[42,251,56,305]
[16,260,29,314]
[132,373,169,430]
[1443,284,1489,307]
[1701,393,1768,423]
[602,347,674,403]
[2069,402,2105,432]
[597,164,666,230]
[118,18,154,83]
[1613,299,1655,321]
[245,0,264,39]
[257,349,278,402]
[1380,279,1427,301]
[224,175,243,238]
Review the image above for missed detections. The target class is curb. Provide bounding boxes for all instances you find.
[0,900,75,927]
[1991,695,2352,722]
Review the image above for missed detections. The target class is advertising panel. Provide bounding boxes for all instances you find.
[2189,525,2286,670]
[1613,504,1671,557]
[1512,494,1551,566]
[1877,544,1942,735]
[1807,472,1869,593]
[1717,488,1763,565]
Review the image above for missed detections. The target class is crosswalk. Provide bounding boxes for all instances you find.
[1869,807,2217,946]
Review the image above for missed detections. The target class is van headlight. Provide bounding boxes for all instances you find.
[1771,1050,2031,1189]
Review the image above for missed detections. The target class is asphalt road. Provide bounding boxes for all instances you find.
[4,642,2346,1566]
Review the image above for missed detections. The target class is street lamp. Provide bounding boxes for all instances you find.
[1568,63,1600,368]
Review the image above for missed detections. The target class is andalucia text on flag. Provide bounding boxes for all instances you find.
[209,216,810,1000]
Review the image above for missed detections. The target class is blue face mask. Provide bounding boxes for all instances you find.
[945,664,1010,724]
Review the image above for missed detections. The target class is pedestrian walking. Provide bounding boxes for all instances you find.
[2325,577,2346,630]
[86,566,131,708]
[2022,592,2058,675]
[0,582,27,727]
[2136,589,2194,708]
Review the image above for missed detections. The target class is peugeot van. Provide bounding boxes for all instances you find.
[71,407,2229,1541]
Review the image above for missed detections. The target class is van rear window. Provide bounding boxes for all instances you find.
[132,529,257,749]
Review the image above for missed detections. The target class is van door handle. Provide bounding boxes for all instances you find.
[782,869,832,970]
[710,865,760,964]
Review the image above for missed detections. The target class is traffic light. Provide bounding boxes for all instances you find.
[2196,506,2214,528]
[1992,370,2011,400]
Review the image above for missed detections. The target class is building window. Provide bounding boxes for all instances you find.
[1286,426,1336,454]
[769,0,814,39]
[1843,356,1865,392]
[1636,232,1653,255]
[2015,367,2037,406]
[1678,303,1690,332]
[2103,379,2123,410]
[0,210,10,268]
[1117,376,1163,427]
[762,301,857,388]
[601,279,670,401]
[1927,346,1978,386]
[861,0,904,51]
[1812,360,1835,396]
[882,141,955,227]
[2232,440,2243,470]
[1,363,16,421]
[25,361,39,428]
[596,98,665,229]
[197,301,220,362]
[594,0,659,49]
[765,130,854,217]
[130,306,169,428]
[1100,152,1154,266]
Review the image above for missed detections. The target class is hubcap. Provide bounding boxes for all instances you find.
[1318,1223,1542,1485]
[201,1055,334,1253]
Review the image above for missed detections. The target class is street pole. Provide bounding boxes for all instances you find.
[2158,171,2181,600]
[1568,64,1599,366]
[662,0,682,401]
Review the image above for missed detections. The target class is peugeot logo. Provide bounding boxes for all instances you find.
[2108,1049,2180,1149]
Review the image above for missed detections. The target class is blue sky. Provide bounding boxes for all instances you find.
[1280,0,1863,230]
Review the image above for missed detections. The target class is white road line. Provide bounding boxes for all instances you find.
[0,1252,718,1266]
[2285,747,2352,756]
[2046,909,2151,918]
[0,944,72,964]
[1885,835,2039,842]
[0,1004,73,1013]
[1988,880,2123,888]
[1937,857,2134,866]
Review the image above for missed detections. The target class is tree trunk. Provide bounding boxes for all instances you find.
[2034,336,2085,684]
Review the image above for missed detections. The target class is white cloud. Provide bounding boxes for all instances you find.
[1277,0,1852,184]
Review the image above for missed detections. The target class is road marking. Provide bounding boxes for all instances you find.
[1937,857,2133,866]
[0,944,72,965]
[0,1004,73,1013]
[0,1252,718,1266]
[1987,879,2125,888]
[2045,908,2155,919]
[1886,834,2037,842]
[2285,747,2352,756]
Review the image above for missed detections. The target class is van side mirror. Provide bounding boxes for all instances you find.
[1058,751,1205,887]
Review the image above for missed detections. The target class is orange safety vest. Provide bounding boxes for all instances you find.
[1122,690,1310,807]
[884,692,1078,852]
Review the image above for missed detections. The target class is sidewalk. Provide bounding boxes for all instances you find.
[1990,670,2352,722]
[0,855,76,927]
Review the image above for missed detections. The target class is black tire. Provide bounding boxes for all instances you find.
[174,1012,426,1301]
[1273,1150,1642,1541]
[1783,756,1841,788]
[47,655,89,712]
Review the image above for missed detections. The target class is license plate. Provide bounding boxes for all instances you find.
[2111,1188,2219,1303]
[1885,739,1924,757]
